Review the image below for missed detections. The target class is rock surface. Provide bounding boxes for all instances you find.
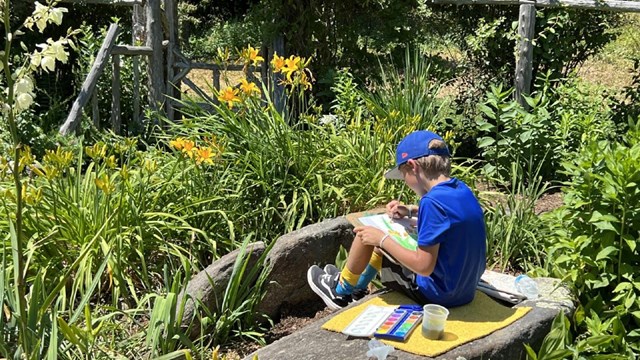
[245,277,575,360]
[257,217,355,320]
[177,241,266,336]
[179,217,355,337]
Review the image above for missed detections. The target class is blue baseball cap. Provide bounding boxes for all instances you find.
[384,130,450,180]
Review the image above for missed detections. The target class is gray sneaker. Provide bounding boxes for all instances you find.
[323,264,368,301]
[324,264,339,276]
[307,265,351,310]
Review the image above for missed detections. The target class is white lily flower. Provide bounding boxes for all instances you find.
[16,93,34,111]
[30,52,42,68]
[14,77,34,94]
[41,55,56,72]
[49,7,68,26]
[49,40,68,63]
[36,17,48,33]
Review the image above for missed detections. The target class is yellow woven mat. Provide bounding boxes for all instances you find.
[321,291,531,357]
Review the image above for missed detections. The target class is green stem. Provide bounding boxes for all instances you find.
[2,0,29,354]
[618,206,626,283]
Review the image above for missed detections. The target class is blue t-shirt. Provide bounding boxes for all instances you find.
[415,178,486,307]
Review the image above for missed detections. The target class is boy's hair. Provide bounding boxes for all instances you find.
[403,139,451,179]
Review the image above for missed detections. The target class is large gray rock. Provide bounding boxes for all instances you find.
[177,241,266,336]
[245,277,575,360]
[257,217,355,320]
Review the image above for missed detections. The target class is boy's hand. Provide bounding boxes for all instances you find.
[354,226,386,247]
[386,200,410,219]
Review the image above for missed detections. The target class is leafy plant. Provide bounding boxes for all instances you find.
[482,161,549,273]
[359,49,454,144]
[541,122,640,357]
[476,78,618,183]
[525,311,573,360]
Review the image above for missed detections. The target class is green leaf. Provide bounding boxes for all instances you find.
[540,349,573,360]
[589,211,619,223]
[623,234,637,252]
[478,121,495,132]
[593,221,619,234]
[478,103,496,119]
[520,130,533,142]
[524,343,538,360]
[612,282,632,293]
[596,246,618,261]
[524,95,538,109]
[477,137,496,148]
[583,334,615,348]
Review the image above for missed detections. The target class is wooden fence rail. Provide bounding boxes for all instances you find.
[60,23,119,135]
[429,0,640,12]
[59,0,141,6]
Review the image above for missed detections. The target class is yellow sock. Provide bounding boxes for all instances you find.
[340,266,360,287]
[370,251,383,272]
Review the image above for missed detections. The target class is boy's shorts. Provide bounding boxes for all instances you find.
[379,255,429,304]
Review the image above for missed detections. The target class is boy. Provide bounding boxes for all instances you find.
[307,130,486,310]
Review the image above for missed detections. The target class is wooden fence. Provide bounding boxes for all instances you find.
[58,0,282,135]
[429,0,640,107]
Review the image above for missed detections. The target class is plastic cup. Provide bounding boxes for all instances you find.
[422,304,449,340]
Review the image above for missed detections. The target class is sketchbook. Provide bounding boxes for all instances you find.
[346,209,418,252]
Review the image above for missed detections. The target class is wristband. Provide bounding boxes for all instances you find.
[379,234,390,248]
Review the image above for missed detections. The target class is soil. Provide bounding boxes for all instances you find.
[218,304,334,359]
[534,191,564,215]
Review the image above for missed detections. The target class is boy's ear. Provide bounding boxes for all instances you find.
[406,159,419,173]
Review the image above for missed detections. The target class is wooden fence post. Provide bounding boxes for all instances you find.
[92,91,100,130]
[60,23,119,135]
[132,1,146,130]
[261,44,269,87]
[271,36,285,114]
[111,54,122,135]
[515,4,536,107]
[146,0,165,112]
[165,0,180,121]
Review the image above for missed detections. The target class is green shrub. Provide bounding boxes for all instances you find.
[476,77,618,183]
[541,123,640,357]
[185,20,262,61]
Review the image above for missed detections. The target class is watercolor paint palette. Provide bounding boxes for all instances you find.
[373,308,423,341]
[342,305,396,337]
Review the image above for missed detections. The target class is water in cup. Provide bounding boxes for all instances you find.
[422,304,449,340]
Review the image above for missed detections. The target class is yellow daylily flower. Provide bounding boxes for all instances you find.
[271,53,285,73]
[95,175,114,194]
[217,87,241,109]
[143,159,158,173]
[299,71,313,91]
[240,79,260,96]
[23,186,43,206]
[181,140,196,159]
[86,143,107,160]
[241,46,264,66]
[169,137,185,151]
[281,56,301,80]
[105,155,116,169]
[120,164,130,181]
[195,147,216,165]
[18,146,35,173]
